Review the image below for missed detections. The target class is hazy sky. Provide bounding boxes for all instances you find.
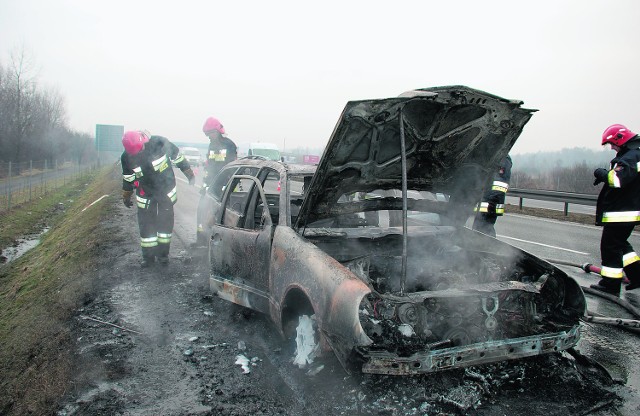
[1,0,638,155]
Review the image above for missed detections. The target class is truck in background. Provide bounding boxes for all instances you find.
[247,143,281,161]
[180,146,204,167]
[302,154,320,164]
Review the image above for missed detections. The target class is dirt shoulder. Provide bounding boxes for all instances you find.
[0,166,120,415]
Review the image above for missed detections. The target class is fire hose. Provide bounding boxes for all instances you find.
[544,258,640,332]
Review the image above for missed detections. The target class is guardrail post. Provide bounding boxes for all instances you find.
[519,197,523,210]
[44,159,47,194]
[29,160,33,201]
[564,202,569,216]
[7,161,12,211]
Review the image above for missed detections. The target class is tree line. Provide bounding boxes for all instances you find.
[0,49,96,170]
[511,148,616,194]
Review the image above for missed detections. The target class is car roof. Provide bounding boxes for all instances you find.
[226,157,316,176]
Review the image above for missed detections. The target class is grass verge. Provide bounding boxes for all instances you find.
[0,163,121,415]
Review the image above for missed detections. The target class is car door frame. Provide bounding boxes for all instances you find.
[209,173,274,314]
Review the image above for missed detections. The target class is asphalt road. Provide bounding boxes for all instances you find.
[496,213,640,415]
[172,173,640,415]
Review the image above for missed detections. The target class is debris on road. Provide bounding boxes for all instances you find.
[235,354,251,374]
[79,315,141,334]
[306,364,324,376]
[201,343,227,349]
[292,315,319,368]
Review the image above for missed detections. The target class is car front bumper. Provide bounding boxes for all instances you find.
[361,324,581,375]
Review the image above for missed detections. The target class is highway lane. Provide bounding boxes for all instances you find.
[496,212,640,287]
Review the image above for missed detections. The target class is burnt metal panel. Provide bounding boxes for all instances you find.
[296,86,536,228]
[361,325,580,375]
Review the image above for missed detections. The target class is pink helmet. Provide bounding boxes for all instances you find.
[202,116,225,135]
[122,130,149,155]
[602,124,637,146]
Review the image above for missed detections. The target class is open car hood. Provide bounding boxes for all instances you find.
[295,86,536,228]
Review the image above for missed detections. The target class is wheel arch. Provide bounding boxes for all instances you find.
[280,286,315,339]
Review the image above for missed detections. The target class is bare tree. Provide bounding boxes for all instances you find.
[0,46,94,168]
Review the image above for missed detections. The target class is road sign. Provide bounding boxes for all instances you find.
[95,124,124,152]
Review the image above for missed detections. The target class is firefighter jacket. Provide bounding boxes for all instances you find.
[595,142,640,226]
[476,155,512,216]
[121,135,192,208]
[204,135,237,187]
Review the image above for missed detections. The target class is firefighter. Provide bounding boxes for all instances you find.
[202,116,238,188]
[195,116,238,246]
[121,131,195,267]
[591,124,640,295]
[473,155,512,237]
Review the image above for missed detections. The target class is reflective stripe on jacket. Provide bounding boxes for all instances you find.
[476,155,512,217]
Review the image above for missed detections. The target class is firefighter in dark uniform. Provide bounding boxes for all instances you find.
[591,124,640,295]
[121,131,195,267]
[195,116,238,246]
[473,155,512,237]
[202,116,237,188]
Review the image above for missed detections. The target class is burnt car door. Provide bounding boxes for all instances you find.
[209,168,277,313]
[197,165,240,245]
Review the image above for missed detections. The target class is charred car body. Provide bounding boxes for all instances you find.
[203,86,586,375]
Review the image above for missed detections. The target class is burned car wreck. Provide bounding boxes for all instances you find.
[204,85,586,375]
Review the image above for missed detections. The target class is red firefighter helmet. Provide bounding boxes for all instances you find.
[602,124,637,146]
[202,116,225,135]
[122,130,150,155]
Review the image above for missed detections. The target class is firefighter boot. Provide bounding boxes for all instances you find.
[157,255,169,266]
[590,277,622,296]
[624,262,640,291]
[141,255,155,268]
[141,246,156,268]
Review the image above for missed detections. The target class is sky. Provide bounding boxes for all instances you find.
[1,0,638,155]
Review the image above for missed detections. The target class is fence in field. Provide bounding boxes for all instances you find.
[0,160,99,212]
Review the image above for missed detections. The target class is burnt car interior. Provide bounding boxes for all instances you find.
[220,169,311,230]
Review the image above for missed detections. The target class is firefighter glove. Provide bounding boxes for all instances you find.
[593,168,608,186]
[122,190,134,208]
[184,168,196,186]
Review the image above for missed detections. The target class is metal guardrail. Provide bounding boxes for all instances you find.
[509,188,597,216]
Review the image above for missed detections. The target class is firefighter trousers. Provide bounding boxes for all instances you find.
[137,196,175,260]
[600,224,640,283]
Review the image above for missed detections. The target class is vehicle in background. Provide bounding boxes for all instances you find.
[247,143,281,161]
[201,86,586,376]
[181,147,204,167]
[302,155,320,164]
